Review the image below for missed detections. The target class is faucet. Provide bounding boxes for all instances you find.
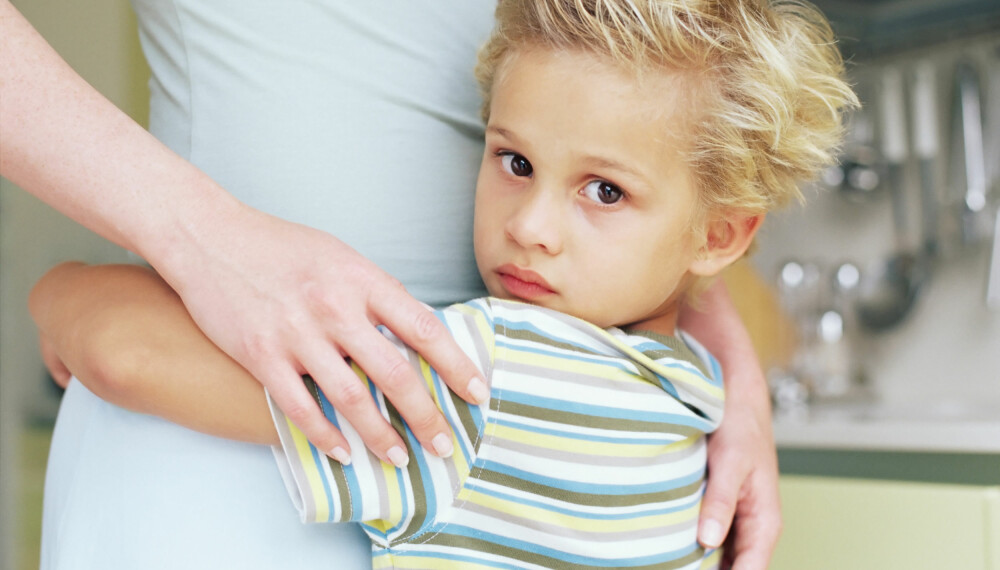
[953,61,998,309]
[988,210,1000,309]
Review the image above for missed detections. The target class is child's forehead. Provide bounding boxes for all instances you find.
[494,47,703,144]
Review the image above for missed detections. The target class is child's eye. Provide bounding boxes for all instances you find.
[582,180,625,205]
[500,152,533,177]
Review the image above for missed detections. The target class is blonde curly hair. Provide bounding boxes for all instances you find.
[475,0,859,217]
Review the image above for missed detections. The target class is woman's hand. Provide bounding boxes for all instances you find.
[153,207,489,467]
[700,367,782,570]
[678,280,782,570]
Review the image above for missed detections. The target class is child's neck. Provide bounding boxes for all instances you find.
[623,309,679,337]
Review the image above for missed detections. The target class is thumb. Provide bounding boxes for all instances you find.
[698,462,743,549]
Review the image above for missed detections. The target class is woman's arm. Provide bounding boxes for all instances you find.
[29,262,278,444]
[2,0,484,465]
[679,279,782,570]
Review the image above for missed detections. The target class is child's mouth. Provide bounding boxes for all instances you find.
[495,265,555,300]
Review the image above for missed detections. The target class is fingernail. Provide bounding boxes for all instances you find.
[329,447,351,466]
[431,433,453,458]
[387,446,409,468]
[699,519,724,548]
[467,377,490,404]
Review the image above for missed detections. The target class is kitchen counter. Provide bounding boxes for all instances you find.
[772,397,1000,454]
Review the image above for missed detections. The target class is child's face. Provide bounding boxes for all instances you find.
[474,48,705,330]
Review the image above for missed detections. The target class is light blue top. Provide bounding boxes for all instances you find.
[42,2,494,568]
[135,0,492,306]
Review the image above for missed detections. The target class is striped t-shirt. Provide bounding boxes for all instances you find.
[268,297,724,569]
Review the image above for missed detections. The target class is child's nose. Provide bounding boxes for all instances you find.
[504,186,563,255]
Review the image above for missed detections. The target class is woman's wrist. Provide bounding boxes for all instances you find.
[139,179,250,294]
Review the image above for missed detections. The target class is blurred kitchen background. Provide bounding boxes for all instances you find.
[1,0,999,569]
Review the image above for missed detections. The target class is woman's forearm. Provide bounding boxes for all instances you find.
[680,278,769,399]
[29,263,278,444]
[2,0,275,443]
[0,0,241,265]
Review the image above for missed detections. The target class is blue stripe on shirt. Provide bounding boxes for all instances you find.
[491,416,690,445]
[477,459,705,495]
[463,479,703,518]
[497,390,715,430]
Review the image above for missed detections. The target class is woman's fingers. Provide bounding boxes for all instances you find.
[726,492,783,570]
[373,283,489,407]
[698,442,746,550]
[275,283,469,465]
[329,305,463,462]
[259,360,353,464]
[297,335,427,467]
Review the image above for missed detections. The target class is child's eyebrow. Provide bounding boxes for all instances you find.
[584,155,641,178]
[485,125,516,141]
[581,155,651,188]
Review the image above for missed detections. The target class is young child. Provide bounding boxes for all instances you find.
[31,0,855,567]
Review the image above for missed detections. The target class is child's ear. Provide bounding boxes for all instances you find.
[689,213,764,277]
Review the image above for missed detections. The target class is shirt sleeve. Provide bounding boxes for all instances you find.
[266,300,496,538]
[611,327,726,433]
